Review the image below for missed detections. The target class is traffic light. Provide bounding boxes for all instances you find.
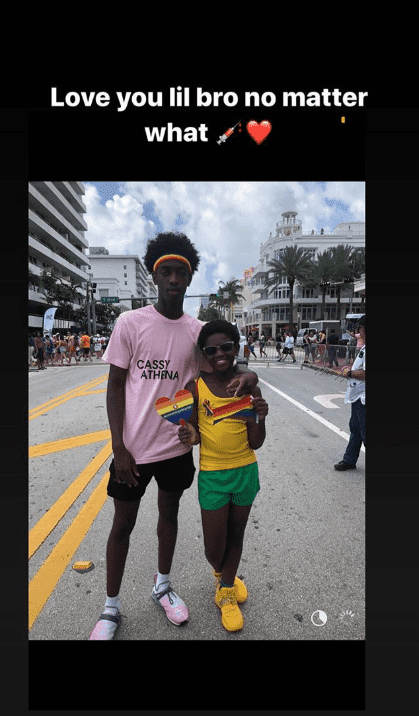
[92,283,97,294]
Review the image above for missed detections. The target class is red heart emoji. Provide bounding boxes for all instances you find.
[246,120,271,145]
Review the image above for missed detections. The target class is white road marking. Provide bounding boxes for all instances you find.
[258,377,365,452]
[313,394,345,409]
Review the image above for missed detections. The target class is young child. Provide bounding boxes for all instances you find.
[178,320,268,632]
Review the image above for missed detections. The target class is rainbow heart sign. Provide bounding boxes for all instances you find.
[246,120,272,145]
[154,389,194,425]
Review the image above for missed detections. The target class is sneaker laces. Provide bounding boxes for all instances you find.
[218,591,238,611]
[155,584,177,605]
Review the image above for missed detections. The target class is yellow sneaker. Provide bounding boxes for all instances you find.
[212,570,248,604]
[214,586,244,632]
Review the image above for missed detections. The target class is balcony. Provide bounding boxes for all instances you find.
[28,234,90,283]
[29,185,88,250]
[30,182,88,234]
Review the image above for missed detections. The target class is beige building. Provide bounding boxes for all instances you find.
[233,210,365,338]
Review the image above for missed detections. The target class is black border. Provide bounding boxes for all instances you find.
[2,83,417,714]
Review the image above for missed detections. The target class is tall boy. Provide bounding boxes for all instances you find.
[89,232,258,639]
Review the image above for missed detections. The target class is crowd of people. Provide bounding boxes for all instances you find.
[246,326,365,369]
[28,331,110,370]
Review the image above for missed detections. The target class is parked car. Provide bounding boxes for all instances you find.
[236,331,250,365]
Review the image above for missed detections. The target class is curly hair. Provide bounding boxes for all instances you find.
[197,319,240,351]
[143,232,200,275]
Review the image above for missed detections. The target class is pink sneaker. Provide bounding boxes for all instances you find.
[151,574,189,626]
[89,609,122,640]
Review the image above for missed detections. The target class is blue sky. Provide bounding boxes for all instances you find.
[82,181,365,316]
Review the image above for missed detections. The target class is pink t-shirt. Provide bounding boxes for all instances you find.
[102,305,206,464]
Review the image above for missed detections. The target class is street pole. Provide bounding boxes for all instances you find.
[86,281,92,335]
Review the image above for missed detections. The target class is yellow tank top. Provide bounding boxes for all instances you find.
[196,377,256,471]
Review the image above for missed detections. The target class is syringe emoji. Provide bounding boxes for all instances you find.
[217,120,241,144]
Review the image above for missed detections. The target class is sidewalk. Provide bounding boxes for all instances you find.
[29,355,108,372]
[250,343,354,379]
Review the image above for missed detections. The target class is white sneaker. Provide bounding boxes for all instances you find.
[151,574,189,626]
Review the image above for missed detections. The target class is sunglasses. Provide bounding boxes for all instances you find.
[202,341,235,357]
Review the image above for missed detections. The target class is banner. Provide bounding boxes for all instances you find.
[43,306,57,336]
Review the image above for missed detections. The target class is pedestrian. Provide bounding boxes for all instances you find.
[317,329,327,362]
[307,330,317,362]
[34,332,45,370]
[334,316,366,471]
[178,319,268,632]
[89,232,259,640]
[275,332,283,361]
[43,335,53,366]
[248,334,257,359]
[80,331,92,361]
[327,329,340,368]
[56,335,68,366]
[347,326,365,360]
[303,329,311,363]
[259,333,267,358]
[52,334,60,365]
[67,334,80,365]
[93,334,103,359]
[28,334,35,367]
[280,331,296,362]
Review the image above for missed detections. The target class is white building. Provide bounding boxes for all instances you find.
[88,247,157,310]
[28,181,90,332]
[237,210,365,338]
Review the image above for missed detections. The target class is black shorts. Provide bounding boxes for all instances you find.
[107,450,195,501]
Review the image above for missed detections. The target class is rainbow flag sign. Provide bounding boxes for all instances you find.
[154,390,194,425]
[203,394,257,425]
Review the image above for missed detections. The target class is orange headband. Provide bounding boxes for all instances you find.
[153,254,192,273]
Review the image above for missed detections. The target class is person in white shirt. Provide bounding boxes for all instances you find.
[334,316,366,470]
[279,331,296,363]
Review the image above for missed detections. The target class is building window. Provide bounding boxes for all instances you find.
[302,306,315,320]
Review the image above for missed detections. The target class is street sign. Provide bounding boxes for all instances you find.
[101,297,119,303]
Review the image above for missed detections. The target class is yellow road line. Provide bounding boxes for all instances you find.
[29,373,108,420]
[29,441,112,559]
[79,389,107,396]
[29,374,106,412]
[29,470,110,631]
[29,430,111,458]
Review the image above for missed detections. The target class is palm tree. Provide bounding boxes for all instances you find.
[329,244,355,319]
[39,268,63,305]
[208,293,224,319]
[217,279,245,321]
[328,245,366,319]
[263,245,312,329]
[303,249,337,320]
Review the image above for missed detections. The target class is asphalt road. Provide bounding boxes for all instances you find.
[28,358,365,641]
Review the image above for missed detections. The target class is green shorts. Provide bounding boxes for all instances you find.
[198,462,260,511]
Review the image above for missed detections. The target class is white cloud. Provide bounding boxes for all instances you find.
[83,181,365,315]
